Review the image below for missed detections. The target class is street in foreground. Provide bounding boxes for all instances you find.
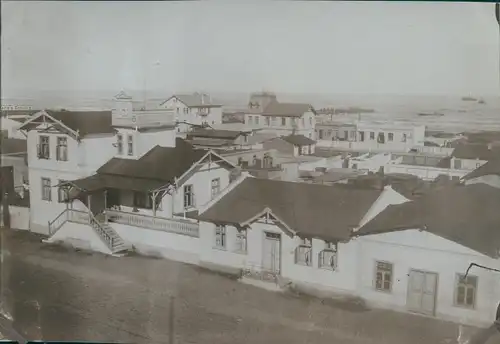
[1,230,476,344]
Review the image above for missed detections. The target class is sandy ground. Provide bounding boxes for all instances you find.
[0,229,477,344]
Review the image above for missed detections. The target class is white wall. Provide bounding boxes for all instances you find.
[50,221,111,254]
[356,229,500,326]
[173,161,231,214]
[451,157,488,171]
[111,222,200,264]
[384,163,469,181]
[245,111,316,140]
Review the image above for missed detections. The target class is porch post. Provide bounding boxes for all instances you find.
[87,194,91,224]
[152,191,157,217]
[104,190,108,223]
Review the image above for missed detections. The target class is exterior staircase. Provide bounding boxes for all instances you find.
[48,208,130,255]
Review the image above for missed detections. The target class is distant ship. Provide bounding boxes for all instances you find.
[478,98,486,104]
[418,112,444,117]
[461,96,478,102]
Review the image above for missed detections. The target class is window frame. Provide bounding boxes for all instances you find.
[235,228,247,253]
[318,241,337,270]
[454,273,478,309]
[183,184,194,208]
[374,260,393,292]
[116,134,123,155]
[127,134,134,156]
[57,179,69,203]
[41,177,52,201]
[38,135,50,159]
[211,178,221,199]
[295,237,312,267]
[215,224,226,249]
[56,136,68,161]
[388,132,394,142]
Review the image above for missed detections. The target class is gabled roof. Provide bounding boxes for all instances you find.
[198,178,383,241]
[463,159,500,180]
[18,110,114,137]
[162,93,222,108]
[452,143,500,160]
[356,184,500,258]
[0,138,27,155]
[261,101,314,117]
[281,134,316,146]
[97,138,208,183]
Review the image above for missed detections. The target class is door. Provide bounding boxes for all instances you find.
[262,232,281,274]
[407,270,438,316]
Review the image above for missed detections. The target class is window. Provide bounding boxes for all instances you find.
[375,261,393,292]
[281,117,286,126]
[248,116,253,125]
[344,131,349,140]
[127,135,133,156]
[402,133,407,142]
[176,107,179,114]
[117,134,123,155]
[235,228,247,252]
[38,135,50,159]
[183,184,194,208]
[388,133,394,141]
[56,137,68,161]
[263,154,273,168]
[57,180,69,203]
[215,225,226,249]
[301,118,305,127]
[370,132,375,140]
[318,241,337,270]
[183,107,189,114]
[455,274,477,308]
[319,129,324,140]
[211,178,220,199]
[309,117,312,126]
[133,191,152,209]
[359,131,365,142]
[295,238,312,266]
[265,117,270,126]
[454,159,462,169]
[41,178,51,201]
[255,116,259,125]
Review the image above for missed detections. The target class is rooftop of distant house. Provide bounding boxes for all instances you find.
[451,143,500,160]
[356,183,500,258]
[280,134,316,146]
[163,93,223,108]
[463,159,500,180]
[0,137,27,155]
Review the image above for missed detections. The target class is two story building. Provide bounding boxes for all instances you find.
[159,93,223,134]
[243,92,316,139]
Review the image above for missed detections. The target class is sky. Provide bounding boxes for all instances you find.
[1,1,499,98]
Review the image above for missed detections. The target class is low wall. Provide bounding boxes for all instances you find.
[0,205,30,230]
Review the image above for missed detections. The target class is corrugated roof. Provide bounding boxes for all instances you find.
[281,134,316,146]
[168,93,222,108]
[0,138,27,155]
[452,143,500,160]
[46,110,114,136]
[97,138,208,183]
[463,159,500,180]
[198,178,383,241]
[262,101,313,117]
[357,184,500,258]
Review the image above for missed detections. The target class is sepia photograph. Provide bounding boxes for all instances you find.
[1,1,500,343]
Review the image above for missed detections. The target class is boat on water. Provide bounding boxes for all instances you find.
[417,112,444,117]
[461,96,478,102]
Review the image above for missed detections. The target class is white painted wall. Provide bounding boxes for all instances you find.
[349,153,392,172]
[356,229,500,326]
[50,222,111,254]
[172,161,231,214]
[0,206,30,230]
[245,111,316,140]
[450,157,488,171]
[384,163,469,181]
[111,222,200,264]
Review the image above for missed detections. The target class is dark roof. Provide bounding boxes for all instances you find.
[347,173,429,200]
[66,174,166,193]
[452,143,500,160]
[281,134,316,146]
[45,110,114,136]
[198,178,383,241]
[357,184,500,258]
[167,93,222,108]
[262,101,313,117]
[463,159,500,180]
[0,138,27,155]
[188,129,243,140]
[97,138,208,183]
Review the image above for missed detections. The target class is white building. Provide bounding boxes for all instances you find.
[317,121,426,153]
[194,177,408,292]
[354,183,500,327]
[18,91,178,235]
[243,92,316,139]
[158,93,223,134]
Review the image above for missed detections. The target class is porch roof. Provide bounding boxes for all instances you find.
[63,174,166,193]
